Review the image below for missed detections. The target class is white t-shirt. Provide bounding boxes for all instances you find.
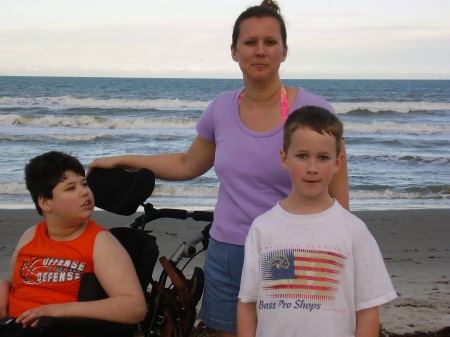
[239,201,397,337]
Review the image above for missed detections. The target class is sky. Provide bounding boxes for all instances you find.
[1,0,449,80]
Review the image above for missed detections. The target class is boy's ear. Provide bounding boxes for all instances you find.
[280,149,288,170]
[333,152,344,173]
[38,195,52,213]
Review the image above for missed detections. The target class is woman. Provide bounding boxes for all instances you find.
[88,1,349,336]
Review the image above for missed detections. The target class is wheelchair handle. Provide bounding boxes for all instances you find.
[169,222,211,264]
[191,211,214,222]
[130,203,213,230]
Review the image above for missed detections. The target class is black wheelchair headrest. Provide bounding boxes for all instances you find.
[87,168,155,216]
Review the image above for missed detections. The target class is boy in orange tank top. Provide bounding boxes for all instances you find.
[0,151,146,336]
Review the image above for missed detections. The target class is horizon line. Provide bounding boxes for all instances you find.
[1,75,449,81]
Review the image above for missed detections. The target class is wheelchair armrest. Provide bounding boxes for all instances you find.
[37,316,138,337]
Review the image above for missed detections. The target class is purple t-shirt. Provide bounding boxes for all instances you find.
[196,88,334,245]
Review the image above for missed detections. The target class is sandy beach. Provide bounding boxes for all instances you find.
[1,207,449,336]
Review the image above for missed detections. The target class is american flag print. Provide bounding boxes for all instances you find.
[261,248,347,303]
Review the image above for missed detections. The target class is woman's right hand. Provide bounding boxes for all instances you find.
[87,156,122,175]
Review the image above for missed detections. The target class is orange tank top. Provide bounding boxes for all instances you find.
[8,219,107,317]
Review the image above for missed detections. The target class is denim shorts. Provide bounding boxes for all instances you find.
[198,237,245,332]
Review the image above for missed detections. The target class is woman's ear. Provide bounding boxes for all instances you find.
[231,46,238,62]
[281,46,288,62]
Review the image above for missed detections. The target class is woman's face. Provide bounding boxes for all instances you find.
[231,16,287,85]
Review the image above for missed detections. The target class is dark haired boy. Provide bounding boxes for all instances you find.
[0,151,146,336]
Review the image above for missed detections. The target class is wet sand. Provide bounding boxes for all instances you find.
[1,208,449,335]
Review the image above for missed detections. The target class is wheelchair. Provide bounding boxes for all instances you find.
[37,168,214,337]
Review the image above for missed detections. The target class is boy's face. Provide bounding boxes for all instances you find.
[280,126,342,203]
[38,170,94,224]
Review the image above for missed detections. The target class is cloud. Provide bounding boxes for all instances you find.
[0,0,449,79]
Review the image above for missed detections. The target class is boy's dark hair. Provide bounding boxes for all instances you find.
[232,0,287,49]
[283,106,343,155]
[25,151,85,215]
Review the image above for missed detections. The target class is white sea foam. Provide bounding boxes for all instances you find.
[0,114,197,129]
[152,184,219,198]
[333,101,450,114]
[0,183,28,195]
[1,96,450,114]
[351,190,449,200]
[344,121,450,134]
[3,181,448,202]
[2,113,449,135]
[0,182,219,201]
[0,96,210,110]
[348,154,450,165]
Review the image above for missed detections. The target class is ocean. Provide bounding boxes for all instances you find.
[0,76,449,211]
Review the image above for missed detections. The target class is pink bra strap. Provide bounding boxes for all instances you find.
[238,86,290,122]
[238,89,245,105]
[280,86,289,122]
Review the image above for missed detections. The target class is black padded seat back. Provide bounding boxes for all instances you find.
[77,273,107,302]
[110,227,158,292]
[87,168,155,216]
[77,227,158,301]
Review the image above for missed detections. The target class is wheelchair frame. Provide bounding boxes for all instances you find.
[128,201,213,337]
